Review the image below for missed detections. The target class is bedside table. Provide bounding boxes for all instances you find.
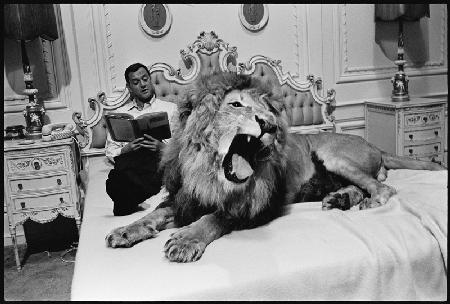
[365,97,446,166]
[4,137,82,270]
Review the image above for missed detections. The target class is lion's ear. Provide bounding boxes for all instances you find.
[177,89,196,126]
[261,93,284,116]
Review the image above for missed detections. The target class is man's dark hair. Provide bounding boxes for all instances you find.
[124,63,151,84]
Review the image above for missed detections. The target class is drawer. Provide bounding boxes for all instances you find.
[404,111,442,128]
[5,152,67,175]
[417,154,443,165]
[12,191,72,211]
[404,127,442,143]
[8,173,69,194]
[404,143,441,157]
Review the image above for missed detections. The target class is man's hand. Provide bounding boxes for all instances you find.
[139,134,164,152]
[121,137,144,154]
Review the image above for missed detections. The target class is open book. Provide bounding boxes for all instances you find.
[104,111,171,142]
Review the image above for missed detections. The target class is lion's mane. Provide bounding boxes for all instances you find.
[160,72,289,228]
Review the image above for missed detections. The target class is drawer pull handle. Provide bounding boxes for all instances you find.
[423,117,428,122]
[434,145,439,151]
[408,134,413,140]
[20,202,26,209]
[408,149,413,154]
[431,157,441,165]
[17,184,23,190]
[57,179,62,185]
[59,197,65,204]
[431,156,442,165]
[33,161,41,170]
[434,131,439,136]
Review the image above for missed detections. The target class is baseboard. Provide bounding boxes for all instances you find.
[4,232,26,247]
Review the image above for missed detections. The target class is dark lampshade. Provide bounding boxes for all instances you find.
[375,4,430,22]
[4,4,58,41]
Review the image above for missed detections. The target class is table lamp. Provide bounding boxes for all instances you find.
[375,4,430,102]
[4,4,59,138]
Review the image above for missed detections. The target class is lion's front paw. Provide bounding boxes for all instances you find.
[163,230,206,263]
[359,185,396,210]
[105,224,158,248]
[322,192,351,211]
[358,198,382,210]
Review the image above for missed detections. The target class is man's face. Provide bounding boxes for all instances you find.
[126,67,154,101]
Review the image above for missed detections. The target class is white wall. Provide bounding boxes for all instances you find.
[323,4,447,135]
[4,4,447,133]
[3,4,448,245]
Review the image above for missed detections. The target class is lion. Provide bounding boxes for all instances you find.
[106,71,445,263]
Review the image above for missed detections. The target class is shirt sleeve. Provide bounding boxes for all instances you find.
[105,130,125,163]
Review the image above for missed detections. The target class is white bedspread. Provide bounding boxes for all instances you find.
[71,156,447,300]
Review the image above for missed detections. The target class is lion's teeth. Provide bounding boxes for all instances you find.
[247,135,251,143]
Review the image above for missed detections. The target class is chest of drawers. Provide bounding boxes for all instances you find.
[365,97,446,166]
[4,138,82,270]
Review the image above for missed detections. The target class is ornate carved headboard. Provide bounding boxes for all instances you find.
[73,31,338,156]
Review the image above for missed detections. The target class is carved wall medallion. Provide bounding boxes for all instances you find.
[139,4,172,38]
[239,4,269,32]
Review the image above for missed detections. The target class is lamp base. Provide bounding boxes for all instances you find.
[391,72,409,102]
[23,103,45,139]
[391,94,410,102]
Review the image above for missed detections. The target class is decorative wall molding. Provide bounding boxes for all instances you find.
[292,5,301,77]
[334,4,447,84]
[87,5,101,94]
[292,4,309,79]
[103,4,119,94]
[4,5,72,113]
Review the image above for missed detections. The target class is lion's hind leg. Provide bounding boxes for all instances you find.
[318,155,397,209]
[106,205,176,248]
[322,185,367,211]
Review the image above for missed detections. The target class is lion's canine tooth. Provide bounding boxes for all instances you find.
[247,135,251,143]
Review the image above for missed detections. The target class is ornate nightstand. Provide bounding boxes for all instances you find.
[4,137,82,270]
[365,97,446,166]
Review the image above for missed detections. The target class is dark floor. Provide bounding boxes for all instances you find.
[4,243,76,301]
[4,217,78,301]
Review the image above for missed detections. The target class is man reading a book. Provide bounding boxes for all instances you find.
[105,63,177,216]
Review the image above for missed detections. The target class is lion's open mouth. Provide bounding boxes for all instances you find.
[222,134,272,184]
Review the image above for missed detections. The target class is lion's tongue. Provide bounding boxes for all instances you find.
[231,154,254,180]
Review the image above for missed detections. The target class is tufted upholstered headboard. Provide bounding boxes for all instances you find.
[72,31,338,156]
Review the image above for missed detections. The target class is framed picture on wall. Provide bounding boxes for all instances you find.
[239,4,269,32]
[139,4,172,38]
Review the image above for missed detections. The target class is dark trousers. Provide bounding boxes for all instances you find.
[105,149,162,216]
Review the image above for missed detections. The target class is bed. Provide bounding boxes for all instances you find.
[70,31,447,300]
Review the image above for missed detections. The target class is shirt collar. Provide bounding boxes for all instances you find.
[127,96,156,111]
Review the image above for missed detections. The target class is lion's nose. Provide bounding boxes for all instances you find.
[255,115,277,135]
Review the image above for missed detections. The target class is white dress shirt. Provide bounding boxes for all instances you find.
[105,96,178,163]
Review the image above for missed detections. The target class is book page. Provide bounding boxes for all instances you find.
[135,112,171,140]
[105,115,137,142]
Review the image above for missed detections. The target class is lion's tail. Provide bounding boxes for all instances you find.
[381,152,446,171]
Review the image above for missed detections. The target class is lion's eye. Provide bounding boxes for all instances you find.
[230,101,243,108]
